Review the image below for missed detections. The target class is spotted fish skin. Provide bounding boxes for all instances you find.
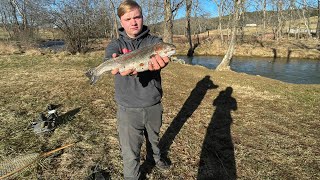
[85,42,176,85]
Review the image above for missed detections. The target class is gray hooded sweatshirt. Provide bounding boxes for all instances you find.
[105,26,163,108]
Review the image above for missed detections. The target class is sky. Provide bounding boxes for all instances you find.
[174,0,319,19]
[175,0,219,19]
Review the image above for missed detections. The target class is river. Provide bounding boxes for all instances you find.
[177,56,320,84]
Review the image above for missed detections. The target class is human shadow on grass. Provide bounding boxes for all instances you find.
[197,87,237,180]
[86,165,111,180]
[140,75,218,179]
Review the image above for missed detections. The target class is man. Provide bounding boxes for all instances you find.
[105,1,170,179]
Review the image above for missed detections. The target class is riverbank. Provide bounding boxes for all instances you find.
[175,38,320,60]
[0,37,319,60]
[0,53,319,179]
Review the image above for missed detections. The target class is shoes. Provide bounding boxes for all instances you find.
[155,159,170,170]
[145,157,170,170]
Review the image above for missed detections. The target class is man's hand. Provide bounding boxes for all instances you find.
[111,53,138,76]
[148,54,170,71]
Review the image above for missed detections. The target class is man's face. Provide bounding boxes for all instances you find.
[120,8,143,38]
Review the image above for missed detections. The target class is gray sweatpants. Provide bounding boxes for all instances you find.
[117,103,163,180]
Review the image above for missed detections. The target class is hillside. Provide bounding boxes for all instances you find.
[151,10,319,35]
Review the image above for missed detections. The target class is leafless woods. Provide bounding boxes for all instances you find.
[0,0,319,54]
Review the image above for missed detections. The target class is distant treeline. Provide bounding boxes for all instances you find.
[0,0,318,54]
[150,8,319,35]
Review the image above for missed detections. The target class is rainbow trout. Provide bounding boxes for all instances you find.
[85,42,176,85]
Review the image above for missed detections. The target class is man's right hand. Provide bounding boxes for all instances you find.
[111,53,138,76]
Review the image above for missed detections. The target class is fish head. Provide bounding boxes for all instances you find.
[155,43,176,57]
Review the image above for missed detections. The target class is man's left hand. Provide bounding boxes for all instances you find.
[148,54,169,71]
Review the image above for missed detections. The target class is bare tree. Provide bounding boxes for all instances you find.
[287,0,295,39]
[216,0,242,71]
[276,0,284,40]
[317,0,320,39]
[0,0,38,41]
[163,0,184,43]
[108,0,119,39]
[185,0,194,56]
[263,0,267,31]
[301,0,312,38]
[238,0,246,43]
[140,0,163,26]
[44,0,111,54]
[0,1,15,39]
[213,0,226,43]
[0,0,111,49]
[163,0,174,43]
[11,0,28,30]
[192,0,208,35]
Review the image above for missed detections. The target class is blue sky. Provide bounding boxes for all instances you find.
[175,0,219,19]
[173,0,319,19]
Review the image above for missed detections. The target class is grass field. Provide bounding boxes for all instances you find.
[0,52,319,179]
[0,28,9,40]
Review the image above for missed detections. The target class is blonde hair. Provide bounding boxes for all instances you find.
[117,0,142,18]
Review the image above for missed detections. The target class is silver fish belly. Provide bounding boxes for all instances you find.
[85,42,176,85]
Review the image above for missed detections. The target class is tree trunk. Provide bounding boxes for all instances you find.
[109,0,119,39]
[213,0,224,43]
[238,0,245,43]
[301,0,312,38]
[163,0,173,43]
[287,1,294,39]
[10,0,28,31]
[0,11,13,38]
[216,0,241,71]
[263,0,266,32]
[186,0,194,57]
[317,0,320,39]
[9,0,21,33]
[276,0,283,41]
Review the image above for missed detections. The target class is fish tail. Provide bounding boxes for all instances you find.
[85,69,99,85]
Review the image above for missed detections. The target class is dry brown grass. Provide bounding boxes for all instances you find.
[0,52,319,179]
[0,28,10,40]
[0,41,46,56]
[0,42,22,55]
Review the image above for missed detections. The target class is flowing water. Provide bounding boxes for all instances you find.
[177,56,320,84]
